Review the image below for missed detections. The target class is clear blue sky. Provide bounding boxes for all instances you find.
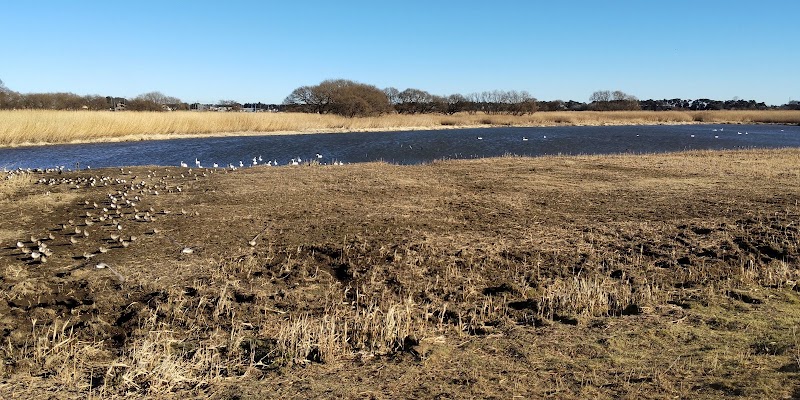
[2,1,798,105]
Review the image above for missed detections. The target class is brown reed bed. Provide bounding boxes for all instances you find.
[1,109,798,147]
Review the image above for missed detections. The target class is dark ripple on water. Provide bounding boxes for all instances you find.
[1,124,799,170]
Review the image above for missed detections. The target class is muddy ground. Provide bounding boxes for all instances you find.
[1,149,799,399]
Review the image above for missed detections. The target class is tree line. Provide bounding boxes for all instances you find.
[1,78,796,114]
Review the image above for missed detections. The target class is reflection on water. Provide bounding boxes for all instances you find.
[1,124,799,170]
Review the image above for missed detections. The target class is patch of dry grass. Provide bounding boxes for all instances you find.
[2,149,800,398]
[0,109,798,147]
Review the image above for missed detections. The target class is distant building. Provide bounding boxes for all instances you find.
[190,103,211,111]
[106,96,127,111]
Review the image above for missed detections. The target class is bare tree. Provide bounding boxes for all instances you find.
[590,90,639,110]
[383,87,400,105]
[590,90,611,103]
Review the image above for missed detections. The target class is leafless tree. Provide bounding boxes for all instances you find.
[383,87,400,105]
[590,90,612,103]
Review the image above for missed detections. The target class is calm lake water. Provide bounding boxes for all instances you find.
[1,124,799,170]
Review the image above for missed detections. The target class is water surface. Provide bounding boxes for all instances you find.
[1,124,798,170]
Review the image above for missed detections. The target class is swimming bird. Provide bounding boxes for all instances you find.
[316,153,323,159]
[522,137,528,141]
[690,134,695,138]
[477,137,483,140]
[714,135,719,139]
[543,135,547,139]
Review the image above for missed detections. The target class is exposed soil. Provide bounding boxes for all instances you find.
[1,149,800,399]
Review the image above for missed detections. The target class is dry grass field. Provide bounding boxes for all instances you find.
[1,109,799,147]
[1,149,800,398]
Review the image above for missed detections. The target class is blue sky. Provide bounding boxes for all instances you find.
[2,1,798,105]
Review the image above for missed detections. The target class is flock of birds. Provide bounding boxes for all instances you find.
[4,167,218,281]
[473,128,752,142]
[180,154,344,169]
[477,136,545,141]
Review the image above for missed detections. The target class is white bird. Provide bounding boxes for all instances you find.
[239,161,244,167]
[180,161,188,168]
[213,163,218,168]
[543,135,547,139]
[690,134,695,138]
[714,135,719,139]
[477,137,483,140]
[195,158,201,167]
[522,137,528,141]
[258,155,263,162]
[316,153,323,159]
[252,157,258,166]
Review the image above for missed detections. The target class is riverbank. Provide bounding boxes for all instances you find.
[1,149,799,398]
[1,109,799,147]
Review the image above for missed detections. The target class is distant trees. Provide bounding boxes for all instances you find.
[393,88,445,114]
[589,90,640,111]
[218,100,242,111]
[638,98,770,111]
[0,76,792,113]
[283,79,393,117]
[126,91,188,111]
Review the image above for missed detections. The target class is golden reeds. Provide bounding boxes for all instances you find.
[1,109,798,147]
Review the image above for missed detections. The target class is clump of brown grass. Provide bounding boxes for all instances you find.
[538,277,662,319]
